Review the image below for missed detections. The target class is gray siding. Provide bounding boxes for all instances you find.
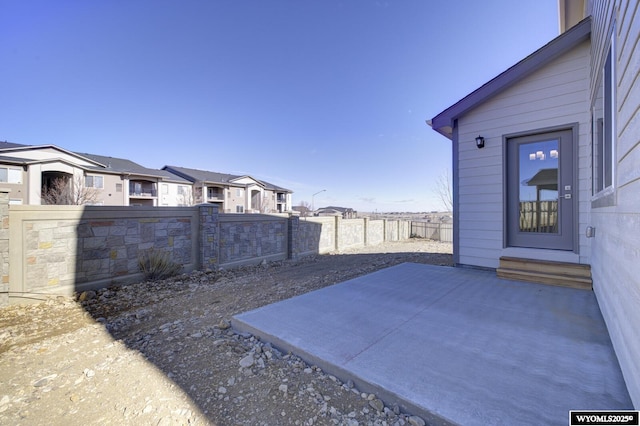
[590,0,640,407]
[456,40,591,269]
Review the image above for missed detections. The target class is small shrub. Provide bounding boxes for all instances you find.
[137,248,183,281]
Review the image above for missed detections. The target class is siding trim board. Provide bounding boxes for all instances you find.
[452,120,460,266]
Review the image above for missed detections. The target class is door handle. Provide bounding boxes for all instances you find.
[564,194,572,199]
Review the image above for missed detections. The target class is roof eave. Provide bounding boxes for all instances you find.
[429,16,591,140]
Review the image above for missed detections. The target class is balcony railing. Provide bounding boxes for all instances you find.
[129,182,157,197]
[129,190,157,197]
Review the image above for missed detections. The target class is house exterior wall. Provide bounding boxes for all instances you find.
[26,162,84,204]
[91,173,125,206]
[0,165,27,204]
[455,40,591,269]
[587,0,640,407]
[158,182,193,207]
[227,186,245,213]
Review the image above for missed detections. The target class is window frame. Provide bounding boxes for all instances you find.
[0,167,23,184]
[591,27,616,207]
[85,175,104,189]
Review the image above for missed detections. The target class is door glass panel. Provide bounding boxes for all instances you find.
[518,139,559,234]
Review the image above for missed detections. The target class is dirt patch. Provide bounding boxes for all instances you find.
[0,240,452,425]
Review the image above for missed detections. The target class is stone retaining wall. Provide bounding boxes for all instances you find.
[0,192,413,305]
[8,204,198,301]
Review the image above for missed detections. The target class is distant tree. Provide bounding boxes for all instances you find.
[259,193,272,213]
[433,169,453,213]
[42,175,100,205]
[297,200,311,217]
[177,185,194,206]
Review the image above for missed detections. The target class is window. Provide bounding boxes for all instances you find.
[236,205,244,213]
[162,184,168,194]
[0,167,22,184]
[178,185,188,195]
[116,183,123,192]
[85,175,104,189]
[593,31,615,197]
[236,188,243,197]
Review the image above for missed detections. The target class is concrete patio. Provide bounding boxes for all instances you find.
[231,263,632,425]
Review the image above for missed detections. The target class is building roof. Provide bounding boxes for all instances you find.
[524,168,558,189]
[0,142,288,190]
[0,142,105,167]
[164,165,241,185]
[317,206,355,213]
[0,154,38,165]
[0,141,29,150]
[77,152,189,183]
[163,165,291,192]
[429,17,591,139]
[0,141,190,183]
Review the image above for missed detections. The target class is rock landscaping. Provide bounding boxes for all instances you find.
[0,240,452,425]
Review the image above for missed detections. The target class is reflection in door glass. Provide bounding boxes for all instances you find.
[518,139,559,233]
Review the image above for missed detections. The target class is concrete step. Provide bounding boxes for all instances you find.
[497,256,592,290]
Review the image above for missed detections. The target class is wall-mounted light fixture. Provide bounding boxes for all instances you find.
[475,135,485,149]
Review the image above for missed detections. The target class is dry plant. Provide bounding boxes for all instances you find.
[259,193,272,213]
[297,200,311,217]
[137,248,183,281]
[42,175,100,205]
[433,169,453,213]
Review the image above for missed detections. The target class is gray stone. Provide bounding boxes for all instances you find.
[369,398,384,412]
[78,291,96,302]
[239,355,254,368]
[408,415,426,426]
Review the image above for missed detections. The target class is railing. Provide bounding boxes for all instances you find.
[519,201,558,233]
[129,182,157,197]
[410,221,453,243]
[129,189,157,197]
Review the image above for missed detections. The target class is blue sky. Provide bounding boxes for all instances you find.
[1,0,558,212]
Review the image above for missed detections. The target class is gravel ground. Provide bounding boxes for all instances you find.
[0,239,452,426]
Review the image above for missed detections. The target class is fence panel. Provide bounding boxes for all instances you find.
[519,201,558,233]
[411,221,453,243]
